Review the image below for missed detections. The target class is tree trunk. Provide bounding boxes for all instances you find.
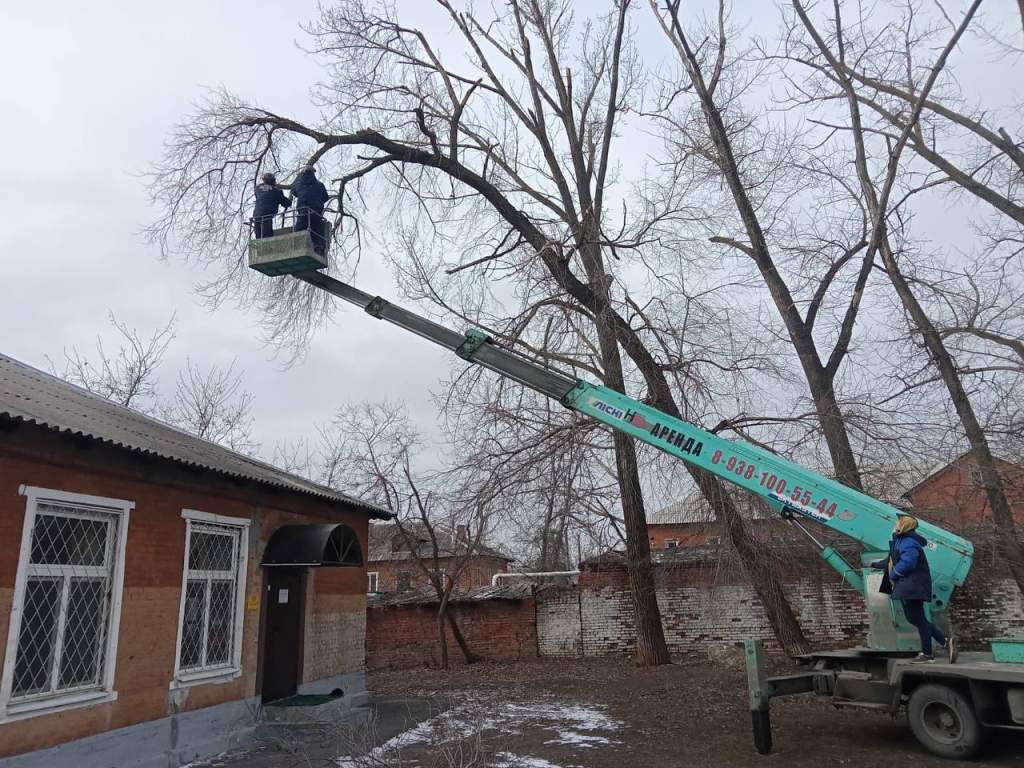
[437,594,450,671]
[880,248,1024,596]
[580,236,671,667]
[693,468,811,656]
[616,429,672,665]
[807,369,864,490]
[446,610,478,664]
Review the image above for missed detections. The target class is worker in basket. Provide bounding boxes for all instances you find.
[252,173,291,238]
[871,515,957,663]
[291,165,329,256]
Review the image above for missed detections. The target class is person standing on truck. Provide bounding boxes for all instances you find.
[252,173,291,238]
[872,515,957,663]
[291,165,330,255]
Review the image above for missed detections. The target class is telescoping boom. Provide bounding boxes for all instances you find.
[284,267,973,650]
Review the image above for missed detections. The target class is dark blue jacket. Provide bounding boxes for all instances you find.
[886,532,933,601]
[254,183,291,218]
[291,170,329,214]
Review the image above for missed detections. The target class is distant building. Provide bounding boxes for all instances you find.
[0,353,389,767]
[367,521,512,594]
[903,452,1024,528]
[647,489,773,549]
[648,453,1024,551]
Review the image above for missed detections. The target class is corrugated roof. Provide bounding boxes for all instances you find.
[649,488,770,525]
[367,521,512,562]
[0,352,389,517]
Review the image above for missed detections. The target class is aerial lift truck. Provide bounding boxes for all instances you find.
[248,234,1024,759]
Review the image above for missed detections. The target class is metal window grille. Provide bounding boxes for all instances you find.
[178,522,243,673]
[11,502,120,702]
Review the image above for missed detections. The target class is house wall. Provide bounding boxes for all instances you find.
[0,425,370,762]
[368,555,509,594]
[365,598,536,670]
[906,457,1024,526]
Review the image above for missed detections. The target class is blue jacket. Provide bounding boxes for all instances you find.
[291,170,329,213]
[886,532,933,601]
[254,183,291,218]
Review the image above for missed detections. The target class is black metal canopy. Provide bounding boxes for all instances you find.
[262,523,362,567]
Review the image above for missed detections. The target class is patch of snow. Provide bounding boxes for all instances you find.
[493,752,580,768]
[545,730,615,747]
[335,694,622,766]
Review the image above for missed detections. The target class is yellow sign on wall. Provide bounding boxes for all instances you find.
[247,594,260,611]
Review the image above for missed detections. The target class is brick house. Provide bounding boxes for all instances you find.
[647,489,773,549]
[645,458,1020,551]
[0,354,389,767]
[366,522,511,594]
[902,452,1024,528]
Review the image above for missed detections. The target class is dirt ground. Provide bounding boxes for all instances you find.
[365,658,1024,768]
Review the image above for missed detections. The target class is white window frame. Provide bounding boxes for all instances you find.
[367,571,379,594]
[665,539,680,549]
[0,486,132,723]
[171,510,250,689]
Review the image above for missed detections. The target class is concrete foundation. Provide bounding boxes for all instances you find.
[2,673,368,768]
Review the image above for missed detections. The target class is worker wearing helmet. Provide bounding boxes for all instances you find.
[872,515,956,663]
[252,173,291,238]
[291,166,330,256]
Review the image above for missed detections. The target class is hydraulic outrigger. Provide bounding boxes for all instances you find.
[249,246,1024,758]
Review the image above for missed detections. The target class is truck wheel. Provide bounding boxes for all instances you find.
[907,684,983,759]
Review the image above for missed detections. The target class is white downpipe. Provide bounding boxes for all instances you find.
[491,570,579,586]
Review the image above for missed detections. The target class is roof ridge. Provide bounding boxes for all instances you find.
[0,351,388,516]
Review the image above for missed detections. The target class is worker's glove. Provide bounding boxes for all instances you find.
[869,559,885,570]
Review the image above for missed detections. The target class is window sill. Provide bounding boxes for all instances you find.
[170,667,241,690]
[0,689,117,723]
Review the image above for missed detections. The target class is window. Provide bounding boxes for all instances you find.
[172,510,249,687]
[707,536,721,546]
[367,572,379,594]
[396,571,412,592]
[665,539,680,549]
[1,487,131,721]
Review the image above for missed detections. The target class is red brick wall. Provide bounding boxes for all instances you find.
[0,424,371,758]
[907,456,1024,526]
[648,523,718,549]
[366,598,536,669]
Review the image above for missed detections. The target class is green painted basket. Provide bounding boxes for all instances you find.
[990,638,1024,663]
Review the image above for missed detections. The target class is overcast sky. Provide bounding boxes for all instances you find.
[0,0,458,458]
[1,1,1018,479]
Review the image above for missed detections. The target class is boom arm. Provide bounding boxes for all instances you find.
[296,271,973,623]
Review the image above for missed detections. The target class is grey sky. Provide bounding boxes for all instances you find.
[0,0,452,456]
[1,1,1018,481]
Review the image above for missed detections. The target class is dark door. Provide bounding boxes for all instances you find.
[262,567,305,703]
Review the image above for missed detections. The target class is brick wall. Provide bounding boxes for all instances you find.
[536,587,581,657]
[907,455,1024,526]
[0,424,372,759]
[367,540,1024,669]
[534,553,1024,658]
[365,597,536,670]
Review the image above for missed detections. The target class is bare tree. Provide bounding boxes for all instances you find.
[649,0,876,496]
[149,0,824,660]
[318,401,487,669]
[788,0,1024,596]
[162,358,257,453]
[53,313,175,411]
